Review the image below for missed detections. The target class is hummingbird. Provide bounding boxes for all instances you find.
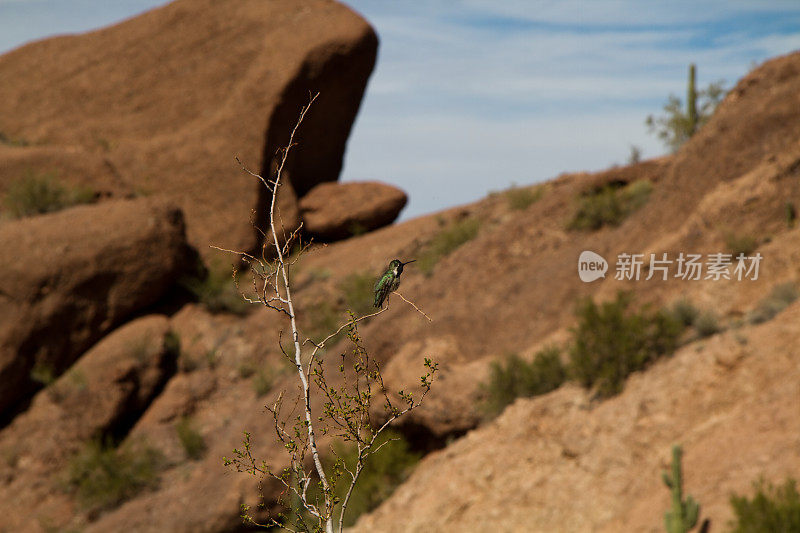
[374,259,415,308]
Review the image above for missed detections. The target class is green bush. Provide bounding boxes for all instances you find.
[726,233,757,257]
[693,311,721,338]
[748,282,799,324]
[505,185,543,211]
[479,348,565,419]
[180,262,250,316]
[569,292,683,398]
[67,439,162,512]
[2,171,94,218]
[568,180,652,230]
[30,361,57,387]
[670,299,699,328]
[252,367,274,397]
[418,217,481,276]
[729,478,800,533]
[175,417,206,460]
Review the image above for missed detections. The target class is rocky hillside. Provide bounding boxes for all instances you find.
[0,1,799,531]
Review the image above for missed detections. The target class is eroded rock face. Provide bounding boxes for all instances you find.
[299,181,408,241]
[0,0,378,256]
[0,315,176,532]
[0,198,191,416]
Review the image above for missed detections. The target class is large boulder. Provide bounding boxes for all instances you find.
[0,0,378,257]
[299,181,408,241]
[0,315,177,532]
[0,198,191,417]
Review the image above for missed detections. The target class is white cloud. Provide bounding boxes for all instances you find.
[341,1,800,219]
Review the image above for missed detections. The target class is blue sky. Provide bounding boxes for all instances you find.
[2,1,800,220]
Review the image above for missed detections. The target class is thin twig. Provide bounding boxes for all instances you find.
[392,290,432,321]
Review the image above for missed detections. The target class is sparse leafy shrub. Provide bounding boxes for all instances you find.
[479,348,565,419]
[180,261,251,315]
[569,292,683,398]
[505,185,543,211]
[418,216,480,275]
[237,361,256,379]
[30,361,57,387]
[729,478,800,533]
[670,299,699,328]
[693,311,721,338]
[568,180,652,230]
[252,367,273,397]
[339,271,376,317]
[726,233,757,256]
[748,282,799,324]
[66,439,163,512]
[668,299,722,339]
[2,171,94,218]
[176,417,206,460]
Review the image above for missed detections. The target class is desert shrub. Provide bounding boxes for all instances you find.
[726,233,757,256]
[417,216,480,275]
[786,202,797,229]
[568,180,652,230]
[176,417,206,460]
[569,292,683,398]
[164,330,181,359]
[180,261,250,316]
[252,367,273,397]
[693,310,721,338]
[670,299,699,328]
[505,185,543,211]
[729,478,800,533]
[347,221,367,237]
[30,361,57,387]
[237,361,256,379]
[748,282,799,324]
[0,131,29,146]
[479,348,565,419]
[339,271,376,317]
[67,439,162,512]
[2,171,94,218]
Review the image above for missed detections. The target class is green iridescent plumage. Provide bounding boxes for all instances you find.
[374,259,415,308]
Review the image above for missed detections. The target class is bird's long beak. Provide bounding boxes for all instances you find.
[401,259,416,265]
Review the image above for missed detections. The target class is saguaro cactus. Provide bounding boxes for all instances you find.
[663,445,700,533]
[686,64,698,137]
